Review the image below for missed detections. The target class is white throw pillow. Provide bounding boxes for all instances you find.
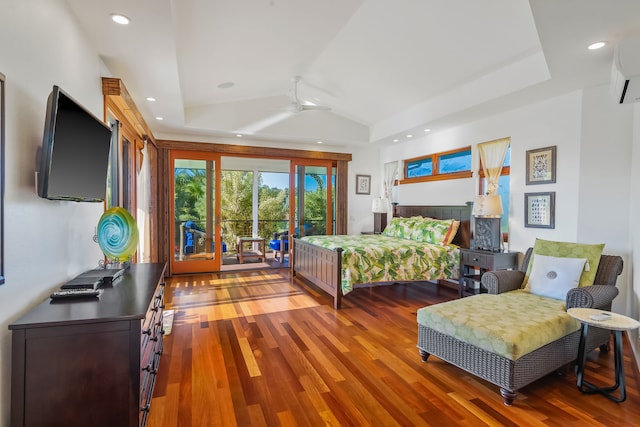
[526,254,587,300]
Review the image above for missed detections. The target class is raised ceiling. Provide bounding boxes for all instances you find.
[66,0,640,147]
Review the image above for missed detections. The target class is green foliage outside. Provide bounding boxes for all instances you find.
[174,169,292,253]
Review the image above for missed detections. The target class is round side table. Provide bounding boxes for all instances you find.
[567,307,640,402]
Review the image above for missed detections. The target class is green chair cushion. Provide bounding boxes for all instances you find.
[523,239,605,288]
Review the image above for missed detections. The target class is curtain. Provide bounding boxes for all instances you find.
[383,161,399,213]
[136,140,151,262]
[478,137,510,195]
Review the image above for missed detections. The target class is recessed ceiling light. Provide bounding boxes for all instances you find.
[424,128,431,132]
[406,134,413,138]
[146,97,156,102]
[218,81,235,89]
[588,41,606,50]
[155,116,163,121]
[393,139,399,143]
[317,140,323,144]
[236,134,243,138]
[111,14,131,25]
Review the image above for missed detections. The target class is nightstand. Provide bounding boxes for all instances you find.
[459,248,518,297]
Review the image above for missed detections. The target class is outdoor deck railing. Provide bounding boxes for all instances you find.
[175,218,330,254]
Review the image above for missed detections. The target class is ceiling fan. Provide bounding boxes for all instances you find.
[287,75,331,113]
[235,76,331,135]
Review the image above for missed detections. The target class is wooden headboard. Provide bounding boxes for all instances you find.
[392,203,472,249]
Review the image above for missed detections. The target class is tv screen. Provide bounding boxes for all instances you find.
[38,85,112,202]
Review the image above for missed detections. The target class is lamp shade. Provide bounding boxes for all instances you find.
[472,194,503,218]
[372,197,388,213]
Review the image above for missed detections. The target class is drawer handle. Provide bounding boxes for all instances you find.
[142,363,153,372]
[473,257,479,262]
[142,328,152,336]
[159,282,166,287]
[140,404,151,412]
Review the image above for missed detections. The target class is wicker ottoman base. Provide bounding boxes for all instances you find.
[417,323,609,405]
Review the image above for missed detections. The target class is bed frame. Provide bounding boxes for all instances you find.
[291,204,472,309]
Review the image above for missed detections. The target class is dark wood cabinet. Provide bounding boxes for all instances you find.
[459,249,517,297]
[9,263,166,427]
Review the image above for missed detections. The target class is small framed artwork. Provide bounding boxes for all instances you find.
[526,145,556,185]
[525,192,555,229]
[355,174,371,195]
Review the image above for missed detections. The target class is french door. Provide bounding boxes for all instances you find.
[170,150,221,274]
[290,160,335,237]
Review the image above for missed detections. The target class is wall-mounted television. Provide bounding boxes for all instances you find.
[38,85,113,202]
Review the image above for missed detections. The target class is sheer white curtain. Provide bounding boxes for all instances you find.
[383,161,399,212]
[136,141,151,262]
[478,137,510,195]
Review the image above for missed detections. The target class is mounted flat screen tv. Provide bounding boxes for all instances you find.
[38,85,112,202]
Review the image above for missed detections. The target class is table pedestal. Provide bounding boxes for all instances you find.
[575,325,626,402]
[569,307,640,403]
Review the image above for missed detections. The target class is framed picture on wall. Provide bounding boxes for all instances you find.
[526,145,556,185]
[525,191,555,228]
[355,174,371,195]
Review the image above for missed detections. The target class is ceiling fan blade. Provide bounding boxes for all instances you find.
[235,110,294,134]
[299,104,331,112]
[291,75,332,113]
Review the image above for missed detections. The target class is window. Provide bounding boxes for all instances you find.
[480,146,510,237]
[401,146,472,184]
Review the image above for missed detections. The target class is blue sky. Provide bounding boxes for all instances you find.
[261,172,321,191]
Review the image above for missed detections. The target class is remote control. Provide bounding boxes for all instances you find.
[590,312,612,321]
[50,289,101,299]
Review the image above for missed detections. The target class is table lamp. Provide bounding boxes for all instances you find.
[472,194,503,252]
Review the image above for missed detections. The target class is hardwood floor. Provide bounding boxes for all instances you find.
[148,269,640,426]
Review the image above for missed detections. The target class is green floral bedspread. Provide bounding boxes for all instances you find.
[301,235,460,295]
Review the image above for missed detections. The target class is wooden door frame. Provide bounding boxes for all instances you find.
[156,140,350,276]
[169,150,222,274]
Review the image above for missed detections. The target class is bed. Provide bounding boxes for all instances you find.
[291,204,472,309]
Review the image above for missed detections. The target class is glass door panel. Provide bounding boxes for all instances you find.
[291,161,334,237]
[171,151,221,274]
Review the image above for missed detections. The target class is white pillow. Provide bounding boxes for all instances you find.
[526,254,587,300]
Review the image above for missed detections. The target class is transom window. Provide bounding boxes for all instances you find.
[401,146,472,184]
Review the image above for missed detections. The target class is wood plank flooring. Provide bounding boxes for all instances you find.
[148,269,640,426]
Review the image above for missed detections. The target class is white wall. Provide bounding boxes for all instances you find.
[381,88,635,314]
[0,1,110,424]
[381,90,585,246]
[348,146,380,234]
[630,104,640,358]
[578,85,634,315]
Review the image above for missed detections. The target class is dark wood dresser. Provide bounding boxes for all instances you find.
[9,263,166,427]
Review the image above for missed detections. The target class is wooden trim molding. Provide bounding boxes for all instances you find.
[157,139,352,162]
[102,77,156,147]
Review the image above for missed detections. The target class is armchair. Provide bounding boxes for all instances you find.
[269,231,289,263]
[417,247,623,405]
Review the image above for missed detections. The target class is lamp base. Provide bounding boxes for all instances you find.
[473,217,502,252]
